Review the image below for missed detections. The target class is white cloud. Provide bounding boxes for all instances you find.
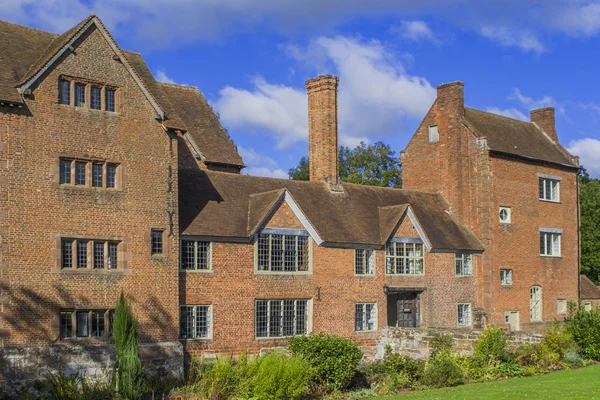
[238,146,289,179]
[509,88,564,113]
[392,20,439,43]
[7,0,600,52]
[567,138,600,178]
[485,107,528,121]
[155,70,177,84]
[216,35,435,148]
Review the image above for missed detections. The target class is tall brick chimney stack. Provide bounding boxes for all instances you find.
[436,81,464,117]
[530,107,558,142]
[306,75,340,187]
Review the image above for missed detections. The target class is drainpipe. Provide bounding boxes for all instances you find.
[577,170,581,304]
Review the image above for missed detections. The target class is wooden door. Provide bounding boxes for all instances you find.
[396,293,417,328]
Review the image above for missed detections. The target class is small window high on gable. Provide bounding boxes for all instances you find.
[428,125,439,143]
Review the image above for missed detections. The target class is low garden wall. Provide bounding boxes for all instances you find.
[372,327,545,360]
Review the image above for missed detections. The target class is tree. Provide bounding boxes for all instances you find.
[580,167,600,283]
[113,292,144,399]
[288,141,402,188]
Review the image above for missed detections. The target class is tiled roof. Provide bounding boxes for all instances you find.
[581,275,600,300]
[464,108,578,168]
[179,169,485,252]
[0,16,243,168]
[160,83,244,167]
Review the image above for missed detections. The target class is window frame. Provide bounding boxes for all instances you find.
[385,241,425,276]
[457,303,472,327]
[58,79,71,105]
[105,87,116,112]
[455,253,473,276]
[500,269,513,286]
[74,82,86,107]
[57,77,118,113]
[540,230,562,257]
[354,249,375,276]
[59,158,120,190]
[499,206,511,224]
[59,309,113,340]
[151,229,164,256]
[255,299,310,339]
[539,176,560,202]
[255,231,311,274]
[179,305,212,340]
[530,285,542,322]
[557,299,567,315]
[180,239,212,271]
[90,86,102,110]
[61,238,121,271]
[355,303,377,332]
[428,124,439,143]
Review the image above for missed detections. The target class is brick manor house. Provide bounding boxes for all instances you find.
[0,15,580,379]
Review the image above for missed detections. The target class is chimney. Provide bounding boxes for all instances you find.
[306,75,340,186]
[530,107,558,142]
[436,81,464,116]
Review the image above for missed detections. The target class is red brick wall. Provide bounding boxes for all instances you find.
[182,202,479,359]
[0,26,179,345]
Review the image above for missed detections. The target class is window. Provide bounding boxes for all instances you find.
[255,299,309,338]
[60,309,112,339]
[93,241,104,269]
[500,269,513,285]
[499,207,511,223]
[180,240,211,270]
[355,303,377,332]
[385,242,424,275]
[106,88,116,112]
[428,125,439,143]
[77,241,88,269]
[59,159,71,184]
[539,177,560,202]
[61,239,73,269]
[557,299,567,315]
[355,249,375,275]
[257,233,309,273]
[540,231,561,257]
[90,86,101,110]
[106,164,117,188]
[61,239,120,270]
[457,304,472,326]
[92,163,103,187]
[59,79,71,105]
[75,83,86,107]
[584,302,592,312]
[456,253,473,276]
[530,286,542,321]
[180,305,211,339]
[75,161,86,185]
[151,230,163,255]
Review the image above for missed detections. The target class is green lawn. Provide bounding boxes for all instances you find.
[375,364,600,400]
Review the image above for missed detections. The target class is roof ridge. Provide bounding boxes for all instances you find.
[0,19,59,36]
[465,106,532,124]
[158,82,200,91]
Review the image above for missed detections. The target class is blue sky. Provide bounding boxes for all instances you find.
[2,0,600,177]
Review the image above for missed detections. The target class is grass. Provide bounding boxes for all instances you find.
[375,364,600,399]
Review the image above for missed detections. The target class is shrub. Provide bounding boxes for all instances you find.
[429,335,454,359]
[371,371,411,395]
[384,345,425,383]
[421,355,465,388]
[112,292,144,400]
[288,334,362,392]
[567,305,600,360]
[241,351,313,400]
[474,326,508,363]
[354,360,388,388]
[41,372,113,400]
[511,343,539,366]
[180,356,243,399]
[541,322,577,360]
[564,348,584,367]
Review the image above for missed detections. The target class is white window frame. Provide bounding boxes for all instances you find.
[180,305,212,340]
[457,303,472,327]
[385,241,425,275]
[255,231,311,274]
[540,230,562,257]
[428,124,439,143]
[355,303,377,332]
[355,249,375,276]
[500,269,513,286]
[455,253,473,276]
[584,301,592,312]
[499,207,511,224]
[538,175,560,202]
[254,299,311,339]
[180,239,212,272]
[557,299,567,315]
[530,286,542,322]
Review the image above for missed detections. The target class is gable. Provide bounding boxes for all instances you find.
[18,16,165,119]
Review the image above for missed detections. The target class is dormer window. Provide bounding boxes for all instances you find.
[428,125,439,143]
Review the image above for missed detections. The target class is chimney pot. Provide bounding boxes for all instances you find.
[530,107,558,142]
[306,75,340,187]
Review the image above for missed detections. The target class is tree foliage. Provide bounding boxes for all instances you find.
[113,292,144,399]
[580,167,600,283]
[288,141,402,188]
